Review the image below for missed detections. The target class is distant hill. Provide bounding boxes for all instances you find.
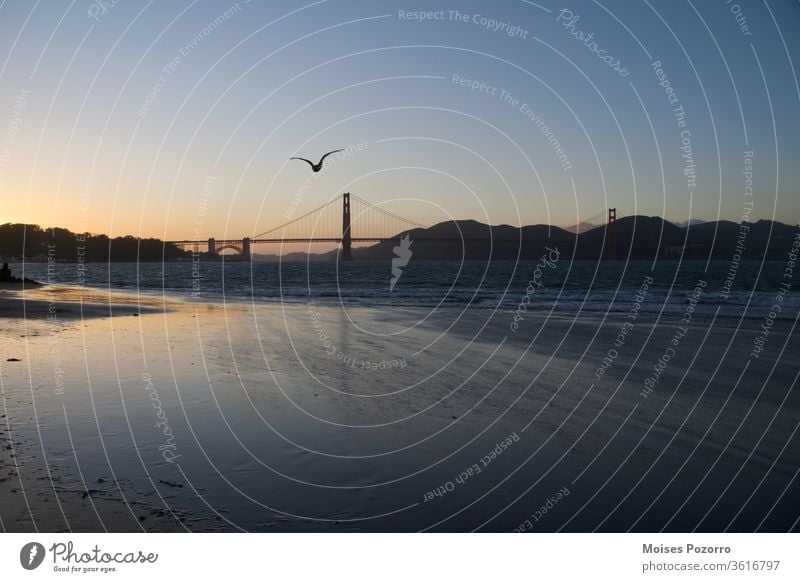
[575,215,689,260]
[253,250,320,262]
[564,221,600,234]
[672,218,707,228]
[352,220,575,261]
[254,217,799,262]
[681,218,797,260]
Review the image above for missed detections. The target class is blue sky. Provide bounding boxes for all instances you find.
[0,0,798,240]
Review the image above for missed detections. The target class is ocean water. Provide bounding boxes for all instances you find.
[16,259,799,319]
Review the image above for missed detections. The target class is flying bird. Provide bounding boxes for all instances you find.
[290,149,344,173]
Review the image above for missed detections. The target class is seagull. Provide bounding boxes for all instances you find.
[290,149,344,173]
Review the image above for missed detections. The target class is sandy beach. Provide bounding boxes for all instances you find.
[0,285,163,319]
[0,286,191,531]
[1,283,798,532]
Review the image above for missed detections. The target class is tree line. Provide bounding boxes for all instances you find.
[0,223,189,261]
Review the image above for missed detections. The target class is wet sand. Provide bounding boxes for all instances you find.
[1,285,799,532]
[0,285,165,320]
[0,286,198,531]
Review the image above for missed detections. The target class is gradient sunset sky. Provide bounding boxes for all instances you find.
[0,0,798,241]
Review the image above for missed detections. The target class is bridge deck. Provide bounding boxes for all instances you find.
[168,237,568,245]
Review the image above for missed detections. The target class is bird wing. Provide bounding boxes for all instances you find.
[317,149,344,165]
[290,157,315,167]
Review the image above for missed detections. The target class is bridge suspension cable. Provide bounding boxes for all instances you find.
[252,196,341,239]
[350,194,425,229]
[581,209,608,225]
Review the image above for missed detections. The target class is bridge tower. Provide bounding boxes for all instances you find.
[207,237,216,256]
[242,237,251,261]
[341,192,352,261]
[606,208,618,260]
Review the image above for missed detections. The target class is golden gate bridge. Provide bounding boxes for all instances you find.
[166,193,619,260]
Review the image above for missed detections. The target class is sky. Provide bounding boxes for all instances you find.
[0,0,798,242]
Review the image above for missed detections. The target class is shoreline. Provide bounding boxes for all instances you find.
[0,285,169,320]
[1,279,793,325]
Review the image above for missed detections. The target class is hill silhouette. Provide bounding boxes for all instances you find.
[255,216,799,262]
